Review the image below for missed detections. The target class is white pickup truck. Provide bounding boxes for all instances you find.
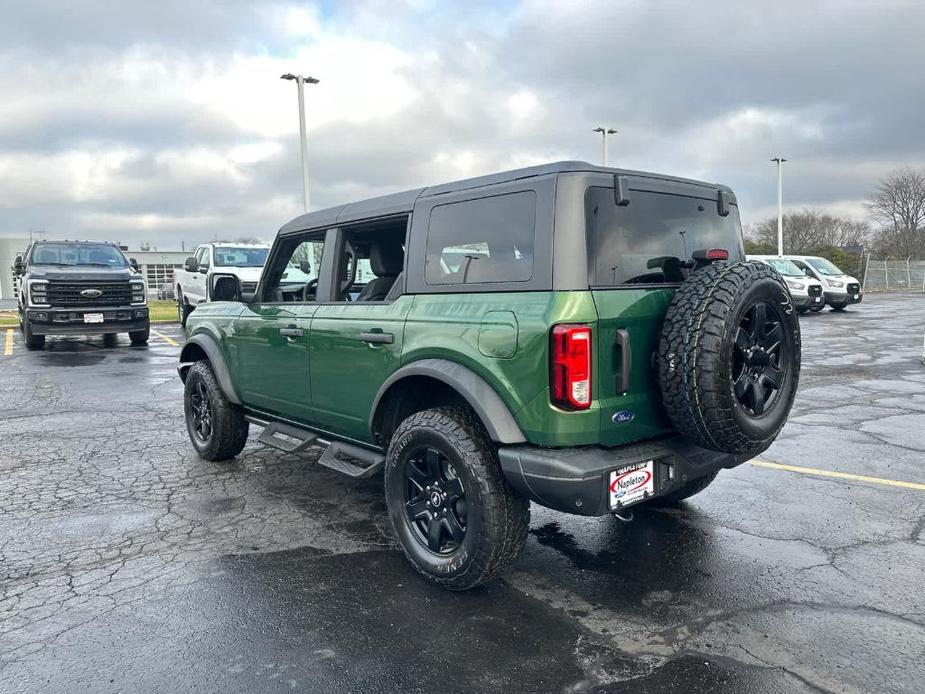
[174,243,270,326]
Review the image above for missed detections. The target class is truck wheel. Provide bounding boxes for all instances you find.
[658,261,801,457]
[177,289,192,327]
[648,471,719,507]
[830,303,847,312]
[384,407,530,591]
[23,320,45,350]
[130,327,150,346]
[184,361,249,461]
[808,303,824,313]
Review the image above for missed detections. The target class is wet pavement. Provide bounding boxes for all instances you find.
[1,296,924,693]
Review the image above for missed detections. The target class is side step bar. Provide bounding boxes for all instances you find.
[245,416,384,479]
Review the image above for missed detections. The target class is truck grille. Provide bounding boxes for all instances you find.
[241,281,258,292]
[808,285,823,297]
[46,281,134,307]
[847,282,860,295]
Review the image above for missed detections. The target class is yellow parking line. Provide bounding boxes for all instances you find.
[3,329,13,356]
[750,459,925,492]
[151,329,179,347]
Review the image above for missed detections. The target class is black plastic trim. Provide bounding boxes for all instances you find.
[177,333,241,405]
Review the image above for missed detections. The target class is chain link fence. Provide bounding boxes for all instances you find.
[863,259,925,292]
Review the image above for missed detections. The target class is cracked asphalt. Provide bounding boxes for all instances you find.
[1,294,924,693]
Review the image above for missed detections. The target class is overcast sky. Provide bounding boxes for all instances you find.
[1,0,923,250]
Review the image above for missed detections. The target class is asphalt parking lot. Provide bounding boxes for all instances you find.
[1,294,924,694]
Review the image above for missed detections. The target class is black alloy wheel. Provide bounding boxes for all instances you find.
[732,301,789,417]
[403,446,467,555]
[189,378,213,445]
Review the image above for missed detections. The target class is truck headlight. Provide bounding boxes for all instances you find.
[29,282,49,306]
[827,280,844,288]
[131,281,147,304]
[786,280,805,291]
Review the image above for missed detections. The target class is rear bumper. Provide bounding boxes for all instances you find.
[24,306,149,335]
[498,436,748,516]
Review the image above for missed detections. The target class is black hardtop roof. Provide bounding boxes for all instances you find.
[280,160,733,234]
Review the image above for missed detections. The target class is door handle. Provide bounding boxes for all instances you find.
[360,331,393,345]
[280,328,304,338]
[615,328,631,395]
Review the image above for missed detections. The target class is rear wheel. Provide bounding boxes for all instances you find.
[384,407,530,591]
[184,361,249,461]
[22,320,44,350]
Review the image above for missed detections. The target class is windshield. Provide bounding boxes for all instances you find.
[213,246,269,268]
[763,258,805,277]
[806,257,845,276]
[586,187,745,285]
[29,243,128,268]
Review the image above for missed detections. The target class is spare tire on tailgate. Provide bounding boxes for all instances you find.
[658,261,801,456]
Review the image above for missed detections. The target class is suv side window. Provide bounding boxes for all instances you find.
[260,232,326,303]
[425,191,536,285]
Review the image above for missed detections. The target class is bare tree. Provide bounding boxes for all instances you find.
[866,168,925,257]
[747,208,869,254]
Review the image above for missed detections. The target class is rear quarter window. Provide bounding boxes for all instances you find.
[425,191,536,285]
[585,187,745,286]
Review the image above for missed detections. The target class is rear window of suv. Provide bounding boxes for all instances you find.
[585,187,744,286]
[425,191,536,285]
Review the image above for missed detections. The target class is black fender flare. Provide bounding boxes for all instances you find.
[369,358,526,444]
[177,333,241,405]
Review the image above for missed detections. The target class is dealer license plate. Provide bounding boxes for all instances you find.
[609,460,655,509]
[852,294,859,300]
[813,296,822,303]
[83,313,104,324]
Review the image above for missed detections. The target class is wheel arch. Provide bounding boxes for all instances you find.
[178,333,241,405]
[370,359,526,447]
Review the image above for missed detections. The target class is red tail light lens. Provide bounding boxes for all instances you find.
[550,324,592,410]
[706,248,729,260]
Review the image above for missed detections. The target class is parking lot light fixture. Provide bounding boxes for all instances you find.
[771,157,787,256]
[593,127,618,166]
[281,73,320,212]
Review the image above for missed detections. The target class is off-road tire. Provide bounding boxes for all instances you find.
[22,320,44,350]
[184,360,249,461]
[177,289,192,327]
[647,471,719,507]
[384,407,530,591]
[658,261,801,457]
[129,327,150,346]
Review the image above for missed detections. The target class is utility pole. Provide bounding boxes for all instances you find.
[771,156,787,256]
[593,127,617,166]
[281,73,320,212]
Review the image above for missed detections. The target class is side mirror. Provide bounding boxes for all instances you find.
[184,257,198,272]
[300,259,311,274]
[210,273,242,302]
[129,258,139,272]
[198,264,210,275]
[13,255,25,275]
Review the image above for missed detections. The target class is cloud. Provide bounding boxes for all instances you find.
[1,0,924,249]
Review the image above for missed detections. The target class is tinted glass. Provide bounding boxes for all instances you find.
[30,243,127,268]
[425,191,536,285]
[214,247,270,268]
[586,187,745,286]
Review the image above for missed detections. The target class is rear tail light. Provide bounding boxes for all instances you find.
[550,324,592,410]
[706,248,729,260]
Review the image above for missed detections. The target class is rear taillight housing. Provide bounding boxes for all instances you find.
[550,324,592,410]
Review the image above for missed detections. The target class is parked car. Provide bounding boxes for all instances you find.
[156,284,175,301]
[14,240,149,349]
[177,161,801,590]
[748,255,825,313]
[174,243,270,326]
[785,255,862,311]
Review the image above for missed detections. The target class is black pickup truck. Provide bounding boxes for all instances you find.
[14,240,150,349]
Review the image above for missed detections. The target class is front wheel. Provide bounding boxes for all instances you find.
[830,303,848,312]
[808,303,824,313]
[23,320,44,350]
[184,361,249,461]
[384,407,530,591]
[130,327,149,346]
[177,290,192,327]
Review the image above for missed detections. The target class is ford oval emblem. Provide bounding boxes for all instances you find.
[612,410,635,424]
[81,288,103,298]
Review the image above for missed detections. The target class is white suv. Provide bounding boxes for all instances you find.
[748,256,825,313]
[785,255,862,311]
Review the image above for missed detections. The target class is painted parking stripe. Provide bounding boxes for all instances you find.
[151,329,180,347]
[750,458,925,492]
[3,329,12,356]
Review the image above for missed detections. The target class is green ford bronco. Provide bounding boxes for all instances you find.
[178,161,801,589]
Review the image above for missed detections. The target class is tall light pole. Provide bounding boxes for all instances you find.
[771,156,787,256]
[281,73,320,212]
[593,127,617,166]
